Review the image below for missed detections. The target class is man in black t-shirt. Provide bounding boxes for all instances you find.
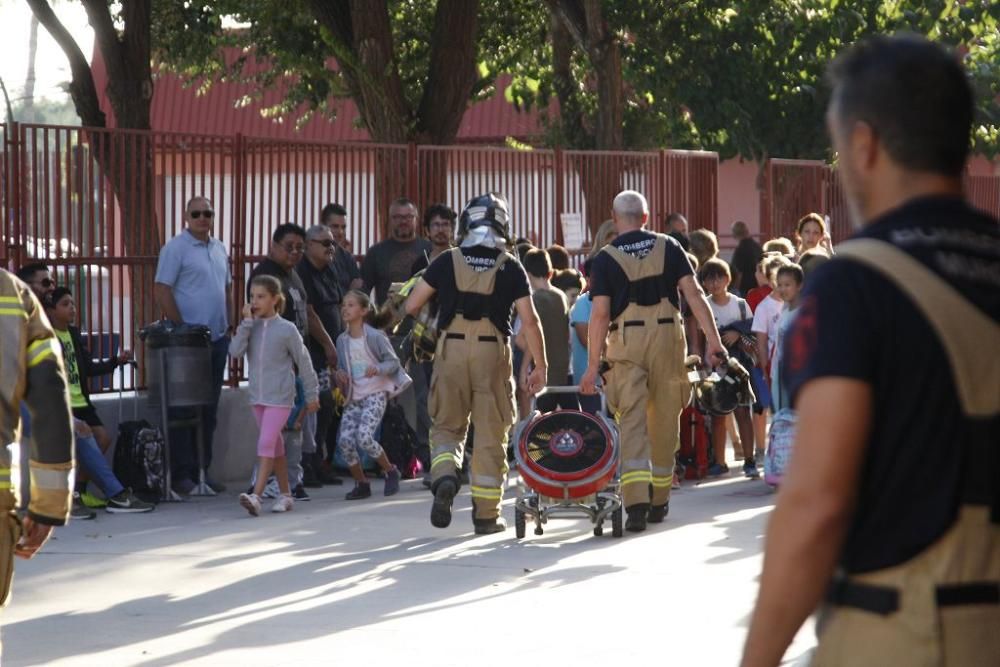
[361,198,431,305]
[580,191,725,532]
[406,193,547,535]
[742,35,1000,667]
[320,203,363,293]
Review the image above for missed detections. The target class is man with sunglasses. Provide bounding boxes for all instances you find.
[14,263,56,304]
[154,196,233,494]
[295,224,346,486]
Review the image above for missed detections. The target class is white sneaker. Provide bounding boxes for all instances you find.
[270,495,294,513]
[261,477,281,499]
[239,493,262,517]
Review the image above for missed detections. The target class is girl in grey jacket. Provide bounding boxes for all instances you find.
[333,290,411,500]
[230,275,319,516]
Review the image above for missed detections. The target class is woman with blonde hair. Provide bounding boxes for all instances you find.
[588,219,618,259]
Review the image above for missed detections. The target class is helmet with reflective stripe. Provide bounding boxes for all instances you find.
[459,192,511,241]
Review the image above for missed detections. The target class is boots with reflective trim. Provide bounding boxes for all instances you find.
[473,516,507,535]
[626,503,649,532]
[647,502,669,524]
[431,477,459,528]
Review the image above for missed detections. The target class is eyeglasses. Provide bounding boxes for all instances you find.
[34,278,55,288]
[311,239,336,248]
[429,221,454,229]
[280,242,305,254]
[189,210,214,219]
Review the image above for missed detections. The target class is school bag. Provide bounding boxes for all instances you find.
[379,401,419,478]
[112,365,164,502]
[764,408,797,487]
[677,405,710,480]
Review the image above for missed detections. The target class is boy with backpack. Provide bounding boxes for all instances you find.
[698,258,758,478]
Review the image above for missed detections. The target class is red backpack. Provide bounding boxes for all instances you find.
[678,406,710,480]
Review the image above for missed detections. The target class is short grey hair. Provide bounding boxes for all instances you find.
[612,190,648,220]
[306,224,333,241]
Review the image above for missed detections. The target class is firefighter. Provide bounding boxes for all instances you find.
[579,190,726,532]
[0,267,74,654]
[405,193,546,534]
[741,35,999,667]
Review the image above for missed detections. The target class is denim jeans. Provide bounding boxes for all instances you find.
[76,432,124,499]
[169,335,229,482]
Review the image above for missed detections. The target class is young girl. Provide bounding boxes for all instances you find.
[795,213,835,258]
[334,290,411,500]
[230,275,319,516]
[770,264,805,412]
[698,258,758,479]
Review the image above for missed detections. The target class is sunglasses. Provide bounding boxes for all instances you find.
[280,243,305,253]
[311,239,336,248]
[189,210,214,219]
[35,278,55,288]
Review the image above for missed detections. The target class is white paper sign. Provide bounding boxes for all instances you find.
[560,212,585,249]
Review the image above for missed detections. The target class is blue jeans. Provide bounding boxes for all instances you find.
[76,432,124,498]
[169,336,229,482]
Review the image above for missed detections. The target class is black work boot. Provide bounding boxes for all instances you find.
[647,502,669,524]
[625,503,650,533]
[430,478,459,528]
[473,516,507,535]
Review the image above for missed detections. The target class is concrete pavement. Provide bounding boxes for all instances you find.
[2,469,816,666]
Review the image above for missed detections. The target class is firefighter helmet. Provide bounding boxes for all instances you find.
[459,192,511,241]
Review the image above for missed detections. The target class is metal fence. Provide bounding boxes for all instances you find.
[760,158,1000,244]
[1,122,719,390]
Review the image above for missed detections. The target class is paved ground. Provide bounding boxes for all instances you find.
[3,468,816,666]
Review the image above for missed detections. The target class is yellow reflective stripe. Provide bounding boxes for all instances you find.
[469,486,502,499]
[0,482,10,490]
[620,471,652,485]
[0,296,20,303]
[431,453,458,468]
[0,308,26,318]
[27,339,58,367]
[651,476,673,488]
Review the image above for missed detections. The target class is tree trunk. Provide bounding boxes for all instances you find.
[23,14,39,122]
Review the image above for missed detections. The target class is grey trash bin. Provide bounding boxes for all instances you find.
[143,324,213,407]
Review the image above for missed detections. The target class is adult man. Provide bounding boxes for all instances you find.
[296,224,345,485]
[580,191,725,533]
[741,35,999,667]
[14,263,56,304]
[154,196,232,494]
[730,220,763,295]
[666,212,691,251]
[410,203,457,275]
[362,198,431,305]
[248,223,337,497]
[320,203,363,292]
[405,193,546,535]
[0,267,74,649]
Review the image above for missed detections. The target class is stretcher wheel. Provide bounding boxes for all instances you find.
[593,523,604,537]
[534,525,544,536]
[515,508,526,539]
[612,505,623,538]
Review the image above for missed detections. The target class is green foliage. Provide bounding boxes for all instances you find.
[152,1,1000,159]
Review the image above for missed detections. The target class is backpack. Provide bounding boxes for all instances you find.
[677,405,710,479]
[113,419,165,503]
[764,408,797,487]
[379,401,419,478]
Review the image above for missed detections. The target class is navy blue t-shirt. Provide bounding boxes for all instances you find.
[589,230,694,320]
[783,196,999,574]
[422,246,530,339]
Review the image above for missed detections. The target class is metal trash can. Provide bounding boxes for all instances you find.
[141,322,212,407]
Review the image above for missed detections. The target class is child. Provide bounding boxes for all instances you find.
[334,290,411,500]
[770,264,805,411]
[518,249,575,412]
[45,287,153,514]
[230,275,319,516]
[697,258,758,478]
[749,253,790,457]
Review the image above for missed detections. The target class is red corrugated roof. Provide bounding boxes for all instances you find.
[90,47,547,144]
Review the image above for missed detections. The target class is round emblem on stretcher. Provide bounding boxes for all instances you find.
[549,429,584,457]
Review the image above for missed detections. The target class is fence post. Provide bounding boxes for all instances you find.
[759,159,771,241]
[229,132,247,386]
[553,146,564,246]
